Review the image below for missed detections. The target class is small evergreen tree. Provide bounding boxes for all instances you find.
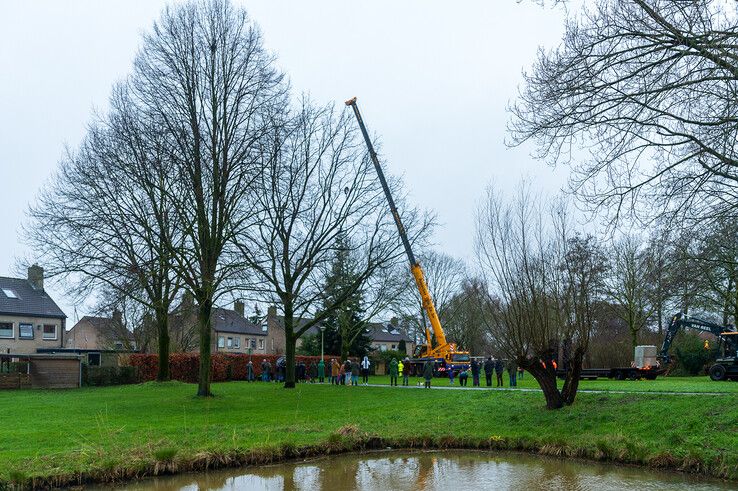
[322,233,373,359]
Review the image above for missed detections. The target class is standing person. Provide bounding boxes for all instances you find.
[507,359,517,387]
[518,367,524,379]
[448,366,455,385]
[343,359,352,385]
[264,360,272,382]
[361,356,371,385]
[389,358,399,386]
[484,357,494,387]
[331,358,340,385]
[309,361,317,383]
[318,358,325,383]
[495,358,504,387]
[422,360,434,388]
[402,357,411,386]
[246,360,254,382]
[471,359,480,387]
[351,358,360,386]
[459,367,469,386]
[398,359,404,384]
[260,359,268,382]
[297,361,306,383]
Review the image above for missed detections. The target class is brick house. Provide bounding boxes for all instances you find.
[65,310,136,351]
[211,301,268,354]
[0,265,66,355]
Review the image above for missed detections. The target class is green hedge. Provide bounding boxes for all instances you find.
[82,365,138,387]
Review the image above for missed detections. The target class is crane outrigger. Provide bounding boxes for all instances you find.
[345,97,470,373]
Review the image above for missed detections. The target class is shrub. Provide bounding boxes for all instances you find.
[82,365,138,386]
[128,353,332,382]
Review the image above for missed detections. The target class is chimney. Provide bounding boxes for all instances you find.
[234,300,245,317]
[112,309,123,326]
[268,305,277,318]
[28,264,44,290]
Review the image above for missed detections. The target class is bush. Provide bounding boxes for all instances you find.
[673,332,715,375]
[128,353,332,382]
[82,365,138,386]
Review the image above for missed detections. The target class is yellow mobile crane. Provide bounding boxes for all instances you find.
[345,97,470,372]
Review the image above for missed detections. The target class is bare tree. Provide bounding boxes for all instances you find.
[25,86,181,381]
[606,236,655,349]
[511,1,738,225]
[441,277,493,354]
[475,184,605,409]
[238,100,421,388]
[128,0,287,396]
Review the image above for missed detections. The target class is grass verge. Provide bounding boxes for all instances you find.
[1,380,736,488]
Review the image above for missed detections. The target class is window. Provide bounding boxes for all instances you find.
[261,324,268,332]
[114,341,124,350]
[380,345,387,352]
[227,337,233,348]
[87,353,101,366]
[234,337,240,348]
[258,339,264,350]
[42,324,57,340]
[0,322,12,338]
[217,336,225,348]
[19,323,33,339]
[2,289,18,299]
[391,344,396,350]
[250,339,257,349]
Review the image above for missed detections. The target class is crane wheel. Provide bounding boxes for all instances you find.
[709,364,727,381]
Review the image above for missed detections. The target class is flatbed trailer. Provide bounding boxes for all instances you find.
[557,366,665,381]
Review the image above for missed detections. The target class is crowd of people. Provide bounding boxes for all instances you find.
[243,355,524,388]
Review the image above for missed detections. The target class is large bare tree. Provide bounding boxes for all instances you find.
[128,0,287,396]
[238,100,422,388]
[26,86,181,381]
[475,184,606,409]
[511,0,738,225]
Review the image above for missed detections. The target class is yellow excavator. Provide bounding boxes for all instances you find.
[345,97,470,373]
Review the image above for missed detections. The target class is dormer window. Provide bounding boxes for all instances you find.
[2,289,18,299]
[261,324,267,332]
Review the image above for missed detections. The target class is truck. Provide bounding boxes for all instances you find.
[561,312,738,381]
[345,97,470,375]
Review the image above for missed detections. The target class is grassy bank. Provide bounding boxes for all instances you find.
[1,381,736,487]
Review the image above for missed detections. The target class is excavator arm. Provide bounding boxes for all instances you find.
[345,97,450,355]
[660,312,737,364]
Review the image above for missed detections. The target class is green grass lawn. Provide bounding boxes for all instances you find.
[1,380,736,486]
[366,373,738,393]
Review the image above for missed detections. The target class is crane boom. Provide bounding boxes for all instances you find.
[345,97,449,351]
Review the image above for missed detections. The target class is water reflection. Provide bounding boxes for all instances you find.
[100,450,732,491]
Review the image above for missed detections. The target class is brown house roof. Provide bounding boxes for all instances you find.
[213,308,266,336]
[72,316,135,340]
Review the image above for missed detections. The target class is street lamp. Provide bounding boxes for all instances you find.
[320,325,326,361]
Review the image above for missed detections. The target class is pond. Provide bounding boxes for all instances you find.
[95,450,732,490]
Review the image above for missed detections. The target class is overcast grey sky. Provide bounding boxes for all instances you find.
[0,1,568,323]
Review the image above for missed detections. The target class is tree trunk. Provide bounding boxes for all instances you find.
[284,302,296,389]
[197,297,212,397]
[525,362,564,410]
[561,349,583,406]
[155,307,170,382]
[340,334,350,361]
[284,330,296,389]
